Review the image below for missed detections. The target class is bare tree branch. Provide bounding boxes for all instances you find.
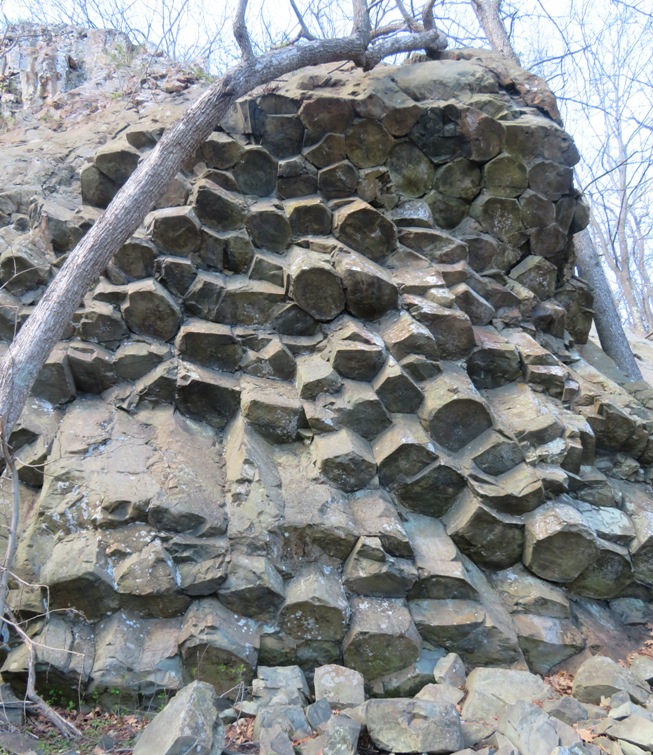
[289,0,318,40]
[233,0,255,61]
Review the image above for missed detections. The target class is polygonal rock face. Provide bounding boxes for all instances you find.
[343,597,422,679]
[121,279,183,341]
[10,54,648,699]
[314,428,376,492]
[419,369,494,452]
[523,501,599,583]
[333,200,397,261]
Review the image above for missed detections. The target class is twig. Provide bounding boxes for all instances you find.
[8,613,81,739]
[289,0,317,41]
[0,418,19,635]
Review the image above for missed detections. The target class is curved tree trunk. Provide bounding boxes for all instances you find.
[575,229,643,380]
[0,21,447,444]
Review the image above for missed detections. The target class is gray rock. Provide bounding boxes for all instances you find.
[121,279,183,341]
[280,565,349,642]
[366,699,464,754]
[314,428,376,492]
[524,500,599,583]
[179,598,260,696]
[132,681,223,755]
[461,667,557,722]
[333,199,397,262]
[241,376,305,443]
[321,714,361,755]
[572,656,650,705]
[344,596,421,680]
[314,664,365,709]
[498,700,578,755]
[434,653,466,688]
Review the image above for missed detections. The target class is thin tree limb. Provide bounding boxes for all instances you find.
[0,420,19,636]
[233,0,254,61]
[289,0,317,40]
[7,614,82,739]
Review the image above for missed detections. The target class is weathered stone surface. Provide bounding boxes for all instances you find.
[343,597,421,679]
[499,700,578,755]
[219,555,285,619]
[192,179,246,231]
[462,667,556,721]
[387,141,435,197]
[513,614,584,674]
[528,160,573,200]
[399,227,467,263]
[314,664,365,709]
[333,200,397,262]
[2,613,94,698]
[372,417,436,487]
[567,539,633,599]
[404,515,478,600]
[334,248,398,320]
[241,377,305,443]
[89,612,183,705]
[81,162,118,208]
[380,311,440,362]
[444,491,524,569]
[366,699,464,754]
[120,279,183,341]
[95,139,140,184]
[318,160,359,198]
[510,255,557,300]
[345,118,394,168]
[467,329,521,389]
[393,458,466,517]
[200,131,244,168]
[372,357,424,413]
[175,319,242,371]
[349,491,413,558]
[451,283,496,325]
[572,656,650,705]
[247,202,292,252]
[176,362,241,429]
[280,565,349,641]
[286,197,332,236]
[304,132,346,167]
[343,536,417,597]
[0,243,49,293]
[419,368,494,452]
[132,681,223,755]
[314,379,391,440]
[314,428,376,492]
[523,500,599,583]
[325,319,386,380]
[289,248,345,321]
[233,146,278,196]
[410,598,486,649]
[180,599,260,694]
[470,193,523,245]
[403,295,475,360]
[147,206,201,255]
[299,96,355,133]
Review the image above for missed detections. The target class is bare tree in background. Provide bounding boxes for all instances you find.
[0,0,447,445]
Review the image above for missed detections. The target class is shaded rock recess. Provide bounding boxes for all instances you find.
[2,33,653,737]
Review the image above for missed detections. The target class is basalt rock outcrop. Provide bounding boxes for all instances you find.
[1,39,653,712]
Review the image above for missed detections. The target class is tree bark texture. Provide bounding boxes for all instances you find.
[0,26,447,443]
[575,229,643,381]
